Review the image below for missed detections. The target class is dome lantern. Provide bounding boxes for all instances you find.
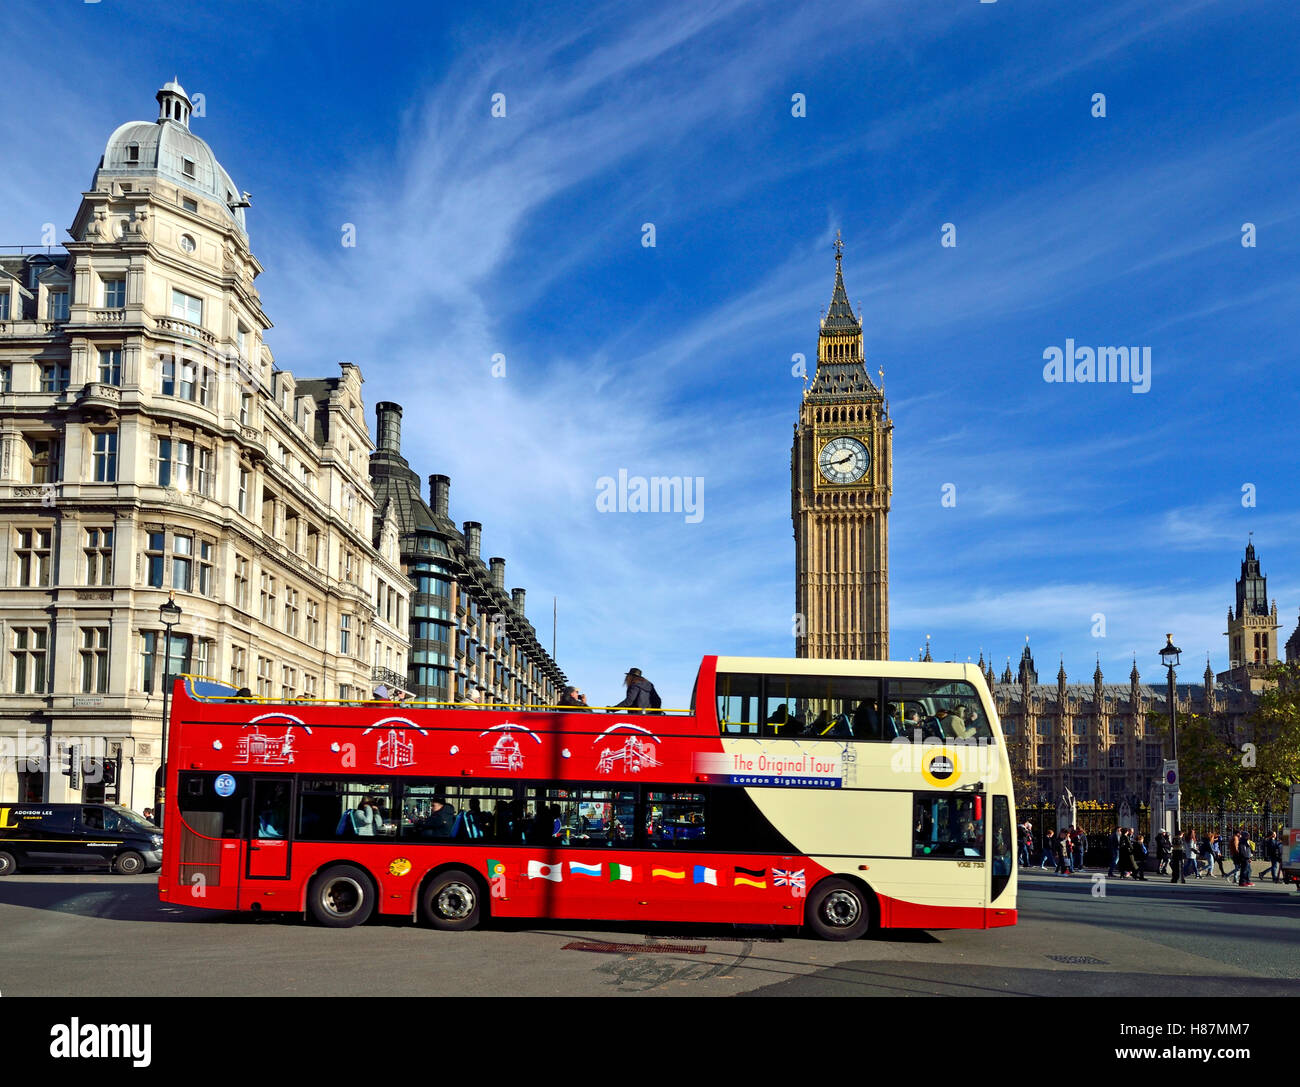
[156,78,192,129]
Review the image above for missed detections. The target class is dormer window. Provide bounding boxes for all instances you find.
[182,158,196,178]
[126,143,140,164]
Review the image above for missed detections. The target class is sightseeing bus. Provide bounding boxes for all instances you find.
[158,656,1017,939]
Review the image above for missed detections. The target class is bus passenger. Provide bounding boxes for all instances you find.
[558,686,590,710]
[421,797,456,838]
[615,668,662,713]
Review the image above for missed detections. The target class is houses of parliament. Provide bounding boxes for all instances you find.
[792,243,1298,805]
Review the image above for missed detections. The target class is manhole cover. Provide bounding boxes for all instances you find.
[563,941,707,955]
[1046,954,1108,965]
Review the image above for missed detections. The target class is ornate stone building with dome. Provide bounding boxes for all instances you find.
[0,81,410,808]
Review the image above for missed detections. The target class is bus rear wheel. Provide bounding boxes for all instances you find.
[806,878,872,941]
[420,869,482,931]
[308,865,375,928]
[0,850,17,876]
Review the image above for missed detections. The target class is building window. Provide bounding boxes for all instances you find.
[339,614,351,656]
[0,292,11,321]
[1109,720,1124,736]
[172,534,193,592]
[233,555,250,610]
[304,674,317,698]
[260,572,276,623]
[284,586,299,638]
[280,665,296,700]
[1108,748,1126,768]
[257,656,274,697]
[15,527,53,587]
[0,365,11,393]
[1036,743,1051,767]
[47,290,69,321]
[102,279,126,308]
[157,438,193,489]
[12,628,49,694]
[96,349,122,386]
[126,143,140,164]
[92,431,118,482]
[84,527,114,586]
[170,289,202,325]
[306,600,320,647]
[195,446,213,496]
[197,539,213,596]
[80,627,110,694]
[230,646,247,689]
[181,197,198,213]
[182,158,196,178]
[28,437,60,482]
[40,365,70,393]
[239,392,251,426]
[145,530,165,588]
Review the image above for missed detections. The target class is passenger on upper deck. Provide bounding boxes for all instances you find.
[558,686,590,710]
[614,668,661,712]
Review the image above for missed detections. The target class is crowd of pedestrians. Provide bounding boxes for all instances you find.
[1015,820,1283,888]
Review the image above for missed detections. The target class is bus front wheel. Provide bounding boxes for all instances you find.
[806,878,872,941]
[0,850,16,876]
[420,869,483,931]
[308,865,375,928]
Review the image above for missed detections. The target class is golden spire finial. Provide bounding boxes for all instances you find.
[834,229,843,261]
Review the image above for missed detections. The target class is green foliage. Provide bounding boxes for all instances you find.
[1149,711,1243,808]
[1243,661,1300,809]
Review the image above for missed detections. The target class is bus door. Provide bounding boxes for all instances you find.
[245,779,292,880]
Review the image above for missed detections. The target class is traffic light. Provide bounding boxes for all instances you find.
[103,758,117,787]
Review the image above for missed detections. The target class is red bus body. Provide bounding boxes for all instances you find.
[158,656,1017,932]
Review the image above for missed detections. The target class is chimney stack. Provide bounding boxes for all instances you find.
[429,474,450,517]
[511,588,526,616]
[375,401,402,455]
[489,557,506,590]
[463,522,482,561]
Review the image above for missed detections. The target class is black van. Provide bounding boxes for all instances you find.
[0,804,163,875]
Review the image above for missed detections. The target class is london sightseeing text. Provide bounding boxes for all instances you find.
[158,656,1018,939]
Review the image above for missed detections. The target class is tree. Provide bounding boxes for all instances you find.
[1149,711,1243,809]
[1242,661,1300,811]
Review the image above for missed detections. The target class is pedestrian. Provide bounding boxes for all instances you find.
[1227,829,1241,884]
[1075,827,1088,871]
[1211,832,1226,877]
[615,667,662,712]
[1056,829,1073,876]
[1018,821,1031,868]
[1170,828,1186,884]
[1238,830,1255,887]
[1264,831,1283,883]
[1198,830,1213,878]
[1156,829,1171,874]
[1108,825,1121,877]
[1041,828,1056,870]
[1133,833,1149,879]
[1183,828,1200,879]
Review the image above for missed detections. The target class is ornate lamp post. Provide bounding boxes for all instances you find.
[1160,633,1182,882]
[154,592,183,826]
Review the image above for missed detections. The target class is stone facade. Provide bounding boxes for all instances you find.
[0,81,408,808]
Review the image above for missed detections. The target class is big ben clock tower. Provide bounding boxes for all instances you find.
[792,234,892,659]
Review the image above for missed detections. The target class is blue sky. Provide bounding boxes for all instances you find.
[3,0,1298,706]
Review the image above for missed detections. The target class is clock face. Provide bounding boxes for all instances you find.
[818,436,870,484]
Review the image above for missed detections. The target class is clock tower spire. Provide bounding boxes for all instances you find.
[792,235,892,659]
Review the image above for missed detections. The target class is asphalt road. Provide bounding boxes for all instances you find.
[1,868,1296,997]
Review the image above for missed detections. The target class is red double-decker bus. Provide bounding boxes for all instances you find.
[159,655,1017,939]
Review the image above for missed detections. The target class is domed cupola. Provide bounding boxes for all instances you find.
[93,80,249,234]
[156,78,193,128]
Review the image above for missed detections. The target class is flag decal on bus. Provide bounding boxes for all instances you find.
[652,868,686,881]
[609,864,636,882]
[527,860,563,882]
[487,859,505,878]
[693,866,717,885]
[569,862,602,878]
[734,866,767,888]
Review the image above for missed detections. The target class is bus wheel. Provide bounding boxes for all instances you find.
[308,865,375,928]
[420,869,482,931]
[113,851,145,875]
[0,850,17,876]
[806,878,872,941]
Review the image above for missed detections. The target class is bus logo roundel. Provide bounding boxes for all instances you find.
[922,750,960,788]
[214,773,236,797]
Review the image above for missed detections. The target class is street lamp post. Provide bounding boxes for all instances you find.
[154,592,183,827]
[1160,633,1182,883]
